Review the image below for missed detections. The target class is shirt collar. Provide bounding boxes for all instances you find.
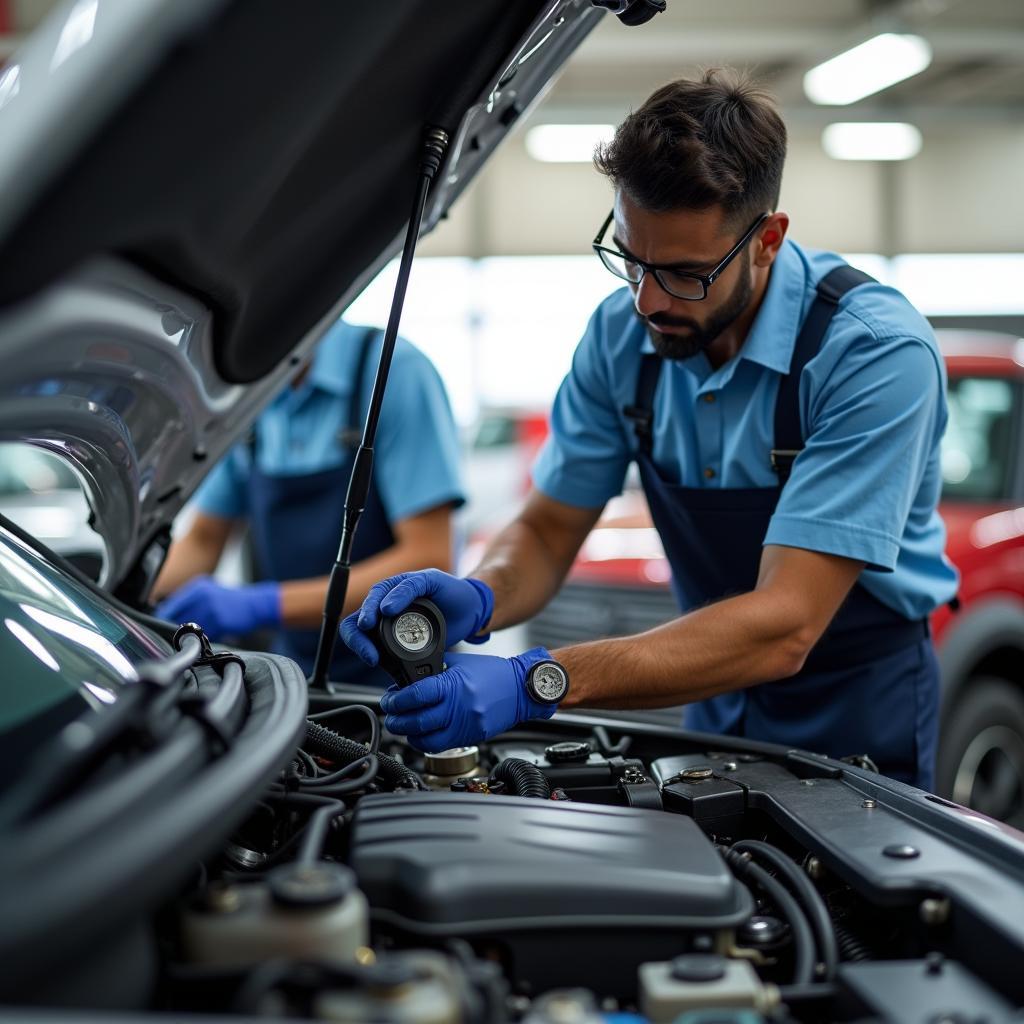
[735,238,807,374]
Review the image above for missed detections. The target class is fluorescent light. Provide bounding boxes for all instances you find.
[893,253,1024,316]
[822,122,922,161]
[525,124,614,163]
[804,33,932,105]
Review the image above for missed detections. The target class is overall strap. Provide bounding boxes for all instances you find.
[624,353,664,456]
[772,264,875,483]
[342,326,380,449]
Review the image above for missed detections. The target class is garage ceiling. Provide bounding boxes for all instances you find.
[543,0,1024,128]
[5,0,1023,120]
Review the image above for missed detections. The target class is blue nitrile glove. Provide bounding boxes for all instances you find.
[340,569,494,667]
[155,576,281,641]
[378,647,559,753]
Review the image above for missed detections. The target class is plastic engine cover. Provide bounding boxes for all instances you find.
[349,792,752,934]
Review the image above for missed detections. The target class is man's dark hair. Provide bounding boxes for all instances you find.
[594,69,787,226]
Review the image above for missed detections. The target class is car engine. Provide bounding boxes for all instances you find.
[3,626,1024,1024]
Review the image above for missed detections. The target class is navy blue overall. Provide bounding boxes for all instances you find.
[626,266,939,789]
[247,328,394,685]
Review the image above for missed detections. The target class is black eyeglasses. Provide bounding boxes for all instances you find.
[593,210,769,301]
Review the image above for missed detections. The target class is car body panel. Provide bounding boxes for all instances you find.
[0,0,605,594]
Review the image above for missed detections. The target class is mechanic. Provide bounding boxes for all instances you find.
[154,318,464,683]
[342,71,959,787]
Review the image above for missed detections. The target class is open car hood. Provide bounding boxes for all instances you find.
[0,0,607,596]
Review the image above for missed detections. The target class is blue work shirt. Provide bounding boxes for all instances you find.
[196,320,465,524]
[532,239,959,620]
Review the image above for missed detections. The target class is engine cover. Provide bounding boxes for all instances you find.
[350,792,751,997]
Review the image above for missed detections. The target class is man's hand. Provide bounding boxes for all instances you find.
[341,569,493,667]
[156,576,281,641]
[379,649,558,753]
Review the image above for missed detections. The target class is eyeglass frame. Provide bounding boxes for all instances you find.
[592,209,770,301]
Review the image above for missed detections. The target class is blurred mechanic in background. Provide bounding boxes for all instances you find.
[342,71,957,787]
[154,319,464,684]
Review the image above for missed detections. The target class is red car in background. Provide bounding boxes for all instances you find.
[527,330,1024,826]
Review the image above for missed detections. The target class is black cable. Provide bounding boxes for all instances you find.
[234,817,307,873]
[303,720,422,790]
[134,632,204,687]
[298,754,378,792]
[296,799,348,865]
[724,849,816,985]
[293,748,320,778]
[491,757,550,799]
[731,839,839,981]
[264,792,348,867]
[834,919,872,962]
[776,982,838,1005]
[204,658,245,729]
[307,703,380,753]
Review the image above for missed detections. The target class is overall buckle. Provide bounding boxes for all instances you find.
[770,449,800,473]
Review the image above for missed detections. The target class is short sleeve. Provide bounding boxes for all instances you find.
[765,325,945,571]
[192,446,250,520]
[531,303,631,509]
[372,342,465,522]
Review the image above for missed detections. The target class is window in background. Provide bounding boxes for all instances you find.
[0,444,103,580]
[942,377,1015,501]
[894,255,1024,317]
[345,258,479,425]
[347,252,1024,426]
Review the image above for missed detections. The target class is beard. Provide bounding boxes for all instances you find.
[640,251,753,361]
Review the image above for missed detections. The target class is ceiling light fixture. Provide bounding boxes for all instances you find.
[525,124,615,163]
[804,33,932,106]
[822,122,923,161]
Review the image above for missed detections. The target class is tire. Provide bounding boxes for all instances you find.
[937,676,1024,829]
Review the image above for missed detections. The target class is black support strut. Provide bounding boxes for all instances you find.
[309,127,449,690]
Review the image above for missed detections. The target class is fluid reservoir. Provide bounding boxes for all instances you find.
[639,956,777,1021]
[315,950,462,1024]
[180,863,368,967]
[421,746,486,789]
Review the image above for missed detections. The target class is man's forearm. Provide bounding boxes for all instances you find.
[280,537,453,628]
[556,588,814,710]
[151,528,229,600]
[471,519,576,633]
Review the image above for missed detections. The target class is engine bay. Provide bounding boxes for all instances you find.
[3,622,1024,1024]
[152,683,1024,1022]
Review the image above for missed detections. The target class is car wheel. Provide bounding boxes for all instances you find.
[938,676,1024,829]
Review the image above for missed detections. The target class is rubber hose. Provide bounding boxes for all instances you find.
[725,849,815,985]
[303,721,422,790]
[834,920,871,962]
[731,839,839,981]
[492,757,550,799]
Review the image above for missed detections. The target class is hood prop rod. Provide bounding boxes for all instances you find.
[309,127,450,690]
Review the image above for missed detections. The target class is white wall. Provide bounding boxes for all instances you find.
[902,127,1024,252]
[421,120,1024,259]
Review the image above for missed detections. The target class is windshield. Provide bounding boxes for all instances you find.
[942,376,1016,502]
[0,523,166,793]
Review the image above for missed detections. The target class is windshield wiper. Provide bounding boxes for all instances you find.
[0,626,218,828]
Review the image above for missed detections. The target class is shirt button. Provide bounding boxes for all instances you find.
[702,393,716,403]
[704,467,716,480]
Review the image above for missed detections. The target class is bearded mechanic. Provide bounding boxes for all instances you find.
[342,70,959,790]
